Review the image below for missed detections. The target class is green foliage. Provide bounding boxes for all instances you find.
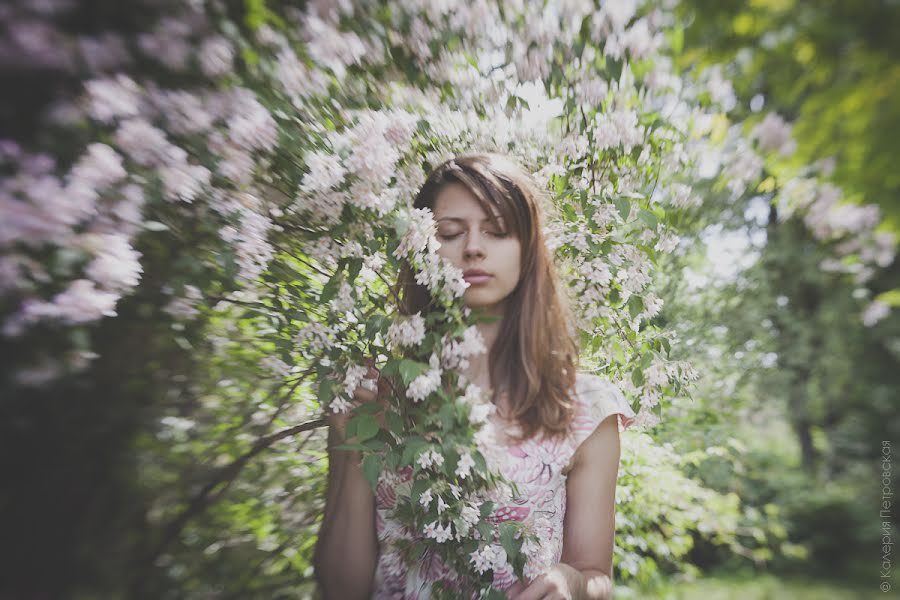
[614,433,795,593]
[677,0,900,228]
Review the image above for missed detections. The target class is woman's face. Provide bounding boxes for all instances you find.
[432,182,523,316]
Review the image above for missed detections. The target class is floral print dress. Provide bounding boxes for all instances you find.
[370,372,636,599]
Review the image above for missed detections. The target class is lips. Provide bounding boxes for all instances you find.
[463,269,492,284]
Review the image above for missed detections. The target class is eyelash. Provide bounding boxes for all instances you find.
[438,231,507,240]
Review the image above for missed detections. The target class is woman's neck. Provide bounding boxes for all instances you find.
[463,317,514,416]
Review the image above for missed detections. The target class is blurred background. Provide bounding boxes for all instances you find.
[1,1,898,599]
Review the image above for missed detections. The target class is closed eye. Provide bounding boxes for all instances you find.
[438,231,508,241]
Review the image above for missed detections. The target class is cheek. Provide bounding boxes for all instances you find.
[499,244,522,283]
[435,240,454,259]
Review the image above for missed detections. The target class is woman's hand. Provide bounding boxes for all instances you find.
[326,358,382,438]
[505,563,583,600]
[504,580,528,598]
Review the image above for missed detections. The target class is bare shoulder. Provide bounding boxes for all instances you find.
[567,413,621,474]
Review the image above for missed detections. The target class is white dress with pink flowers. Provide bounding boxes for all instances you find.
[370,372,636,599]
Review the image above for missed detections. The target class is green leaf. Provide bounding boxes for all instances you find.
[438,403,456,431]
[354,401,382,415]
[344,415,359,440]
[614,197,630,221]
[400,437,427,466]
[499,522,521,563]
[875,289,900,306]
[398,359,430,385]
[473,451,487,474]
[319,273,342,304]
[627,295,644,319]
[347,258,363,283]
[384,450,399,471]
[361,454,382,489]
[660,336,671,356]
[317,379,335,407]
[386,411,405,436]
[355,415,379,442]
[638,208,658,230]
[631,367,645,387]
[411,478,430,504]
[477,522,494,543]
[365,315,386,338]
[484,588,507,600]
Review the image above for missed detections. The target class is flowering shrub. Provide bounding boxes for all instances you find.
[0,0,894,596]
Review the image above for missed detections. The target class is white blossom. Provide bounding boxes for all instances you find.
[198,35,234,77]
[84,75,141,123]
[299,151,347,194]
[393,207,439,260]
[163,285,203,320]
[455,450,475,479]
[227,90,278,152]
[423,520,453,543]
[594,108,645,153]
[261,355,292,377]
[407,354,442,403]
[460,502,481,527]
[343,363,375,397]
[79,233,143,292]
[385,312,427,350]
[330,395,352,414]
[470,545,496,574]
[70,143,127,189]
[114,119,181,167]
[303,16,368,80]
[754,112,796,156]
[862,300,890,327]
[416,448,445,470]
[21,279,119,324]
[275,48,331,100]
[419,487,433,509]
[294,322,334,353]
[160,161,212,203]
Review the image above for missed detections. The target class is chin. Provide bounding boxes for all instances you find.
[463,292,507,311]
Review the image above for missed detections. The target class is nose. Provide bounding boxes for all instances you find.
[463,229,485,260]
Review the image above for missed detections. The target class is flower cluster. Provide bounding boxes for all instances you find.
[386,313,427,350]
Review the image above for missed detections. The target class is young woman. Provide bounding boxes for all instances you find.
[314,153,635,600]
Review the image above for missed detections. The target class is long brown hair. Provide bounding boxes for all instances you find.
[394,152,580,442]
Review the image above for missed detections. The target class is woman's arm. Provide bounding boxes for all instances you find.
[313,369,381,600]
[507,414,622,600]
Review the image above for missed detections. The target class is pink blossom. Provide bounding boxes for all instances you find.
[79,233,143,292]
[862,300,890,327]
[227,90,278,152]
[754,113,796,156]
[84,75,141,123]
[22,279,119,324]
[198,35,233,77]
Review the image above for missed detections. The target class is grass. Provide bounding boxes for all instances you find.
[621,573,885,600]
